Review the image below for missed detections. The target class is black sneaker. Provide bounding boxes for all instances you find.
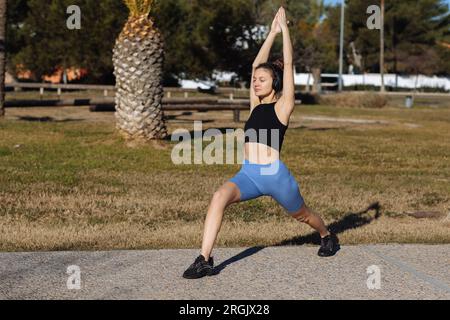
[318,232,340,257]
[182,254,214,279]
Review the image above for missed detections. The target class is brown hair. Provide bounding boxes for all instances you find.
[272,58,284,71]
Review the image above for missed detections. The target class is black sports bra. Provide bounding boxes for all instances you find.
[244,102,288,152]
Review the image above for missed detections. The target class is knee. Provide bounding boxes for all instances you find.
[212,189,229,206]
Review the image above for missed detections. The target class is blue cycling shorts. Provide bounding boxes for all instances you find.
[228,159,304,214]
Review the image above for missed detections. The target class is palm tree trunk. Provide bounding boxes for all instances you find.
[0,0,7,117]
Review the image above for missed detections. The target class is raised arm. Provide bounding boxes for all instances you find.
[250,14,281,109]
[252,13,281,67]
[278,7,295,115]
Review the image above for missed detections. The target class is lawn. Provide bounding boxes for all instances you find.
[0,103,449,251]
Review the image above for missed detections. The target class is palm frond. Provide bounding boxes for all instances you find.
[123,0,154,16]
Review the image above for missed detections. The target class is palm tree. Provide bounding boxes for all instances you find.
[0,0,7,117]
[113,0,168,142]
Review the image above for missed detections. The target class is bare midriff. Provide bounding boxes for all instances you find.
[244,142,280,164]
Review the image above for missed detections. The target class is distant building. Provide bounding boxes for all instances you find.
[5,71,17,84]
[13,64,88,83]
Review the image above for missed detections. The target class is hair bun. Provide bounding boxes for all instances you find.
[272,59,284,70]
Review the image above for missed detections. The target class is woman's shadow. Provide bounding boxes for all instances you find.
[212,202,381,275]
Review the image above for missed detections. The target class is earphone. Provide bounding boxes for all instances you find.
[270,64,283,93]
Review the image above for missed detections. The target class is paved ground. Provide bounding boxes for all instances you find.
[0,244,449,300]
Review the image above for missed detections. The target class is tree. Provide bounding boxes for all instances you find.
[326,0,450,77]
[207,0,269,82]
[112,0,168,142]
[0,0,7,117]
[380,0,385,91]
[8,0,253,83]
[386,0,449,76]
[153,0,216,80]
[291,0,337,93]
[232,0,337,92]
[5,0,27,77]
[10,0,128,83]
[436,34,450,76]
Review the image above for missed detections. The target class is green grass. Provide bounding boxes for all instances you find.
[0,104,449,251]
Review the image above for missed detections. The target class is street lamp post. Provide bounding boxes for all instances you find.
[338,0,345,91]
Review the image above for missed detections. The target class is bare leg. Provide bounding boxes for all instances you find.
[200,182,241,260]
[290,203,330,238]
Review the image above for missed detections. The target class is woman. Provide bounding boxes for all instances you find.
[183,7,339,280]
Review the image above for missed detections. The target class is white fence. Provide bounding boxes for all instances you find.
[294,73,450,91]
[8,72,450,92]
[208,70,450,91]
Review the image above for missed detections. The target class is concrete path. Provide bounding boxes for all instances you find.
[0,244,449,300]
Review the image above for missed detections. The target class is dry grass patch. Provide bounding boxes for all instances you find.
[0,104,449,251]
